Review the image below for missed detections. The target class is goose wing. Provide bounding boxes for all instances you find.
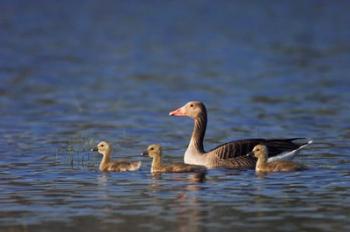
[210,138,307,160]
[217,156,256,169]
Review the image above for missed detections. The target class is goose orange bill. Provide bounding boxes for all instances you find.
[169,106,186,116]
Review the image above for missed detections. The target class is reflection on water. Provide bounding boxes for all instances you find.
[1,0,350,231]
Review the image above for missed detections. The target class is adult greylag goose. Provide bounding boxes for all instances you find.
[169,101,312,169]
[142,144,207,174]
[91,141,141,172]
[247,144,307,172]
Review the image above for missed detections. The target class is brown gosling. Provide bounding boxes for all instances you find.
[92,141,141,172]
[249,144,307,172]
[142,144,207,174]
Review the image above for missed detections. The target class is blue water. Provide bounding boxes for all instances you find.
[0,0,349,231]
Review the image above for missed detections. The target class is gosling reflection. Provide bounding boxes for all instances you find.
[146,171,205,232]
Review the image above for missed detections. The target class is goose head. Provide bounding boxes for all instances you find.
[169,101,206,119]
[142,144,162,159]
[91,141,111,156]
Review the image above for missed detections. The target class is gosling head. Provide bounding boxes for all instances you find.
[142,144,162,159]
[91,141,112,156]
[251,144,268,160]
[169,101,207,119]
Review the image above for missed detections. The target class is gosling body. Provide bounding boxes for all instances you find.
[142,144,207,174]
[92,141,141,172]
[249,144,306,172]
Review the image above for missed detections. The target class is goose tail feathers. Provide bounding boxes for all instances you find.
[267,139,313,162]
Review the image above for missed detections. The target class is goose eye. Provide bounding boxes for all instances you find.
[150,147,154,151]
[101,144,104,147]
[190,104,194,107]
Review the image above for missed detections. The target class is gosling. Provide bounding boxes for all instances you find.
[92,141,141,172]
[248,144,307,172]
[142,144,207,174]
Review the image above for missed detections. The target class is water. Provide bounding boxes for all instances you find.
[0,0,349,231]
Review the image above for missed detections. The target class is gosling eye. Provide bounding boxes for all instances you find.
[150,147,154,151]
[100,144,104,147]
[190,104,194,107]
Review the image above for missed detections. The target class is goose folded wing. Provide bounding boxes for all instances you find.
[210,138,306,160]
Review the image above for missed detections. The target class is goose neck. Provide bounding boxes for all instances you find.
[151,155,162,171]
[189,113,207,153]
[100,152,111,169]
[256,155,267,170]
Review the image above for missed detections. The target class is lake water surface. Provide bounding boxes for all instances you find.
[0,1,349,231]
